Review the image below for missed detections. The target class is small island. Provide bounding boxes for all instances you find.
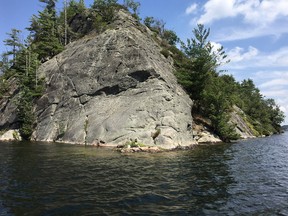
[0,0,285,149]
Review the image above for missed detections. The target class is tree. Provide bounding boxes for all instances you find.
[92,0,118,23]
[162,30,179,46]
[13,44,43,140]
[59,0,88,44]
[144,16,154,28]
[123,0,140,20]
[28,1,63,61]
[200,75,240,141]
[175,24,240,141]
[3,29,23,65]
[143,16,166,36]
[0,54,10,75]
[177,24,229,102]
[39,0,57,19]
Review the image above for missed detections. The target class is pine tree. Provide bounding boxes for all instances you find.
[92,0,118,23]
[58,0,88,45]
[39,0,57,20]
[28,0,63,61]
[3,29,23,65]
[177,24,229,102]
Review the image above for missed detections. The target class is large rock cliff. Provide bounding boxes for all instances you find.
[29,10,195,148]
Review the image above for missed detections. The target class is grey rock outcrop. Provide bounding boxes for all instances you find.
[0,129,21,141]
[0,78,18,131]
[230,105,255,139]
[32,10,195,148]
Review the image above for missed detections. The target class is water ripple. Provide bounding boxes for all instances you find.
[0,133,288,215]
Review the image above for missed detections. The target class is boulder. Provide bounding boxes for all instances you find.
[0,129,21,141]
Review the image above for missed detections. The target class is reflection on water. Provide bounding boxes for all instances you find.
[0,133,288,215]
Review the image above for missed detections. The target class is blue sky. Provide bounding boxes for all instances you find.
[1,0,288,124]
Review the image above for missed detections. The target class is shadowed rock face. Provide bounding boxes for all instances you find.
[32,10,195,148]
[0,78,19,130]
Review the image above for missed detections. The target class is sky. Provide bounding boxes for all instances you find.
[1,0,288,124]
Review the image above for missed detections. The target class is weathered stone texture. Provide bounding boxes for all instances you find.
[32,10,195,148]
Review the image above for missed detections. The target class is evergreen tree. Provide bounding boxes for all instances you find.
[177,24,229,102]
[59,0,88,44]
[28,0,63,61]
[39,0,57,19]
[92,0,118,23]
[0,54,10,75]
[13,45,42,140]
[3,29,23,65]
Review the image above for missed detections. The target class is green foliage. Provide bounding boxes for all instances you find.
[3,29,23,65]
[16,88,36,140]
[143,16,154,28]
[39,0,57,18]
[1,0,284,142]
[162,30,179,46]
[200,75,240,141]
[90,11,108,33]
[92,0,118,23]
[0,77,9,98]
[1,29,44,140]
[160,48,170,58]
[177,24,229,102]
[123,0,141,20]
[151,128,161,140]
[58,0,88,44]
[174,24,284,141]
[235,80,285,134]
[12,130,21,141]
[143,16,165,36]
[28,1,63,61]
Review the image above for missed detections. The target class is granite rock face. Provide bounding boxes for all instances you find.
[0,78,18,131]
[230,105,256,139]
[31,10,195,148]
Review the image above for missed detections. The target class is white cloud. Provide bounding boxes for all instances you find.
[215,22,288,42]
[226,46,288,69]
[198,0,237,24]
[261,88,288,125]
[250,71,288,125]
[185,3,198,15]
[190,1,288,125]
[197,0,288,25]
[254,71,288,80]
[259,79,288,89]
[241,0,288,26]
[211,41,222,52]
[239,69,288,124]
[228,46,258,62]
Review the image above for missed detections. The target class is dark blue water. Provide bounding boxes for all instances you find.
[0,132,288,215]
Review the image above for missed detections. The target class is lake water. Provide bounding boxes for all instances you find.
[0,132,288,215]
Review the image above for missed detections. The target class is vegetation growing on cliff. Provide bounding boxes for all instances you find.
[142,16,284,140]
[172,24,284,140]
[0,0,285,141]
